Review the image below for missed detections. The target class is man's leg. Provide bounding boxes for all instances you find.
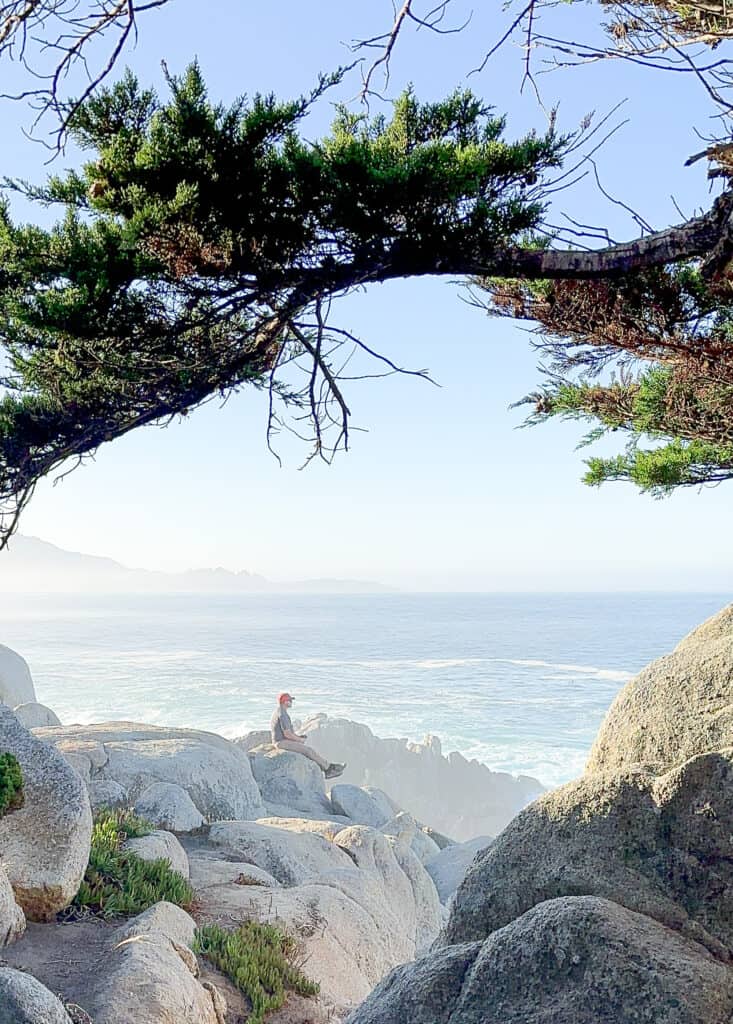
[275,739,330,772]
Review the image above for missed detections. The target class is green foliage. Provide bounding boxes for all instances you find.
[69,808,194,918]
[194,921,320,1024]
[0,62,568,543]
[0,752,23,817]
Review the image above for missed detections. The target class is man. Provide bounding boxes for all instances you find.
[271,693,345,779]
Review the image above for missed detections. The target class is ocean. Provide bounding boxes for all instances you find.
[0,592,727,789]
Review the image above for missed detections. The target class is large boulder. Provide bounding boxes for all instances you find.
[347,896,733,1024]
[424,835,493,905]
[588,604,733,775]
[0,967,72,1024]
[302,714,542,840]
[206,820,353,886]
[379,811,441,863]
[0,866,24,947]
[193,868,413,1018]
[247,746,332,816]
[442,751,733,958]
[125,830,190,879]
[389,839,442,954]
[0,705,91,919]
[134,782,205,833]
[187,851,280,890]
[331,784,391,828]
[35,722,265,821]
[0,647,35,708]
[81,903,225,1024]
[88,779,128,812]
[12,703,60,729]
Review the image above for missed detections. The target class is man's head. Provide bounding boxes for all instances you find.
[278,692,293,709]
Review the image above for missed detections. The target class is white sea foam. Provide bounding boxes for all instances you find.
[496,659,632,683]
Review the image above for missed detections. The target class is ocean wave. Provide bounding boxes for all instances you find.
[496,659,632,683]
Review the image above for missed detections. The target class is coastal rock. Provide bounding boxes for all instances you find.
[379,811,441,863]
[588,603,733,774]
[0,966,73,1024]
[125,831,189,879]
[206,820,352,886]
[35,722,265,821]
[334,826,417,946]
[81,904,224,1024]
[0,866,25,947]
[194,871,411,1018]
[361,787,398,820]
[424,835,493,904]
[0,646,35,708]
[0,705,92,920]
[115,900,197,948]
[389,840,442,954]
[330,785,391,828]
[234,729,270,752]
[303,714,542,840]
[442,751,733,957]
[187,852,280,890]
[88,779,128,811]
[255,816,344,841]
[347,896,733,1024]
[12,703,60,729]
[248,746,332,817]
[134,782,205,833]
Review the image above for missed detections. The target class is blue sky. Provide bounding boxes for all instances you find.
[4,1,733,590]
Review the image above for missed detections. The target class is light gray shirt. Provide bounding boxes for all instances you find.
[270,706,293,743]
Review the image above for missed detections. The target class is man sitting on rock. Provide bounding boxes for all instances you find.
[271,693,345,779]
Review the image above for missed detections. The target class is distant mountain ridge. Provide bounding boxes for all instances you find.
[0,536,393,594]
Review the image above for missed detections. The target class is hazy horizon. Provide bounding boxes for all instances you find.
[0,535,731,594]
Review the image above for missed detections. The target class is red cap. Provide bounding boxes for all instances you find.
[278,692,293,704]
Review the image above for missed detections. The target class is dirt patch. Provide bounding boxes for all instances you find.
[0,917,117,1018]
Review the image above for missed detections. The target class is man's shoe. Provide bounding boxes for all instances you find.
[324,762,345,779]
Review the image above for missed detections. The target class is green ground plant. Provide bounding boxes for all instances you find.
[0,752,23,816]
[194,920,320,1024]
[69,807,194,918]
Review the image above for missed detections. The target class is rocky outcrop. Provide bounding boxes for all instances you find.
[300,714,542,840]
[187,850,281,890]
[330,785,391,827]
[255,816,346,840]
[35,722,265,822]
[0,966,73,1023]
[0,646,35,708]
[134,783,205,833]
[81,903,225,1024]
[442,751,733,956]
[88,779,128,811]
[424,835,492,904]
[206,820,353,886]
[380,812,441,863]
[347,896,733,1024]
[247,745,332,817]
[0,706,91,920]
[348,604,733,1024]
[12,703,61,729]
[125,831,190,879]
[186,813,443,1018]
[588,603,733,775]
[0,866,25,947]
